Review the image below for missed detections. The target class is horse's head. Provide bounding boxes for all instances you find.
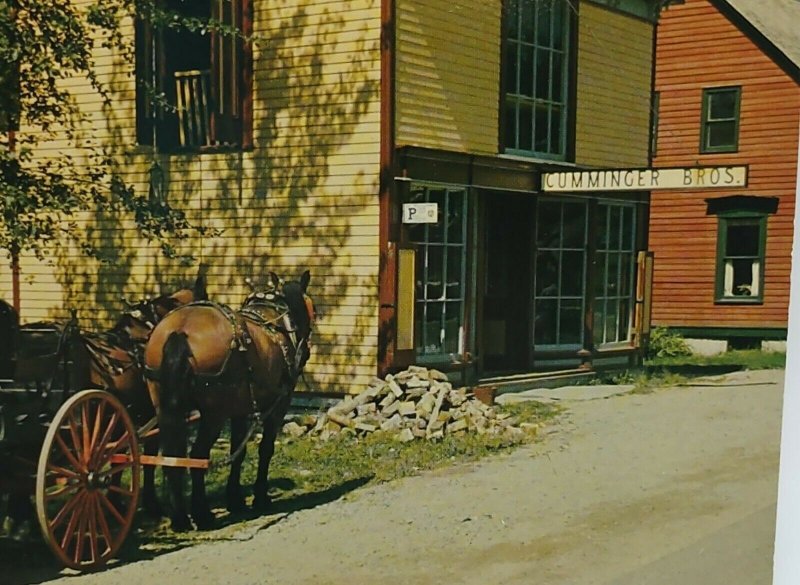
[271,270,314,342]
[159,275,208,318]
[114,276,209,342]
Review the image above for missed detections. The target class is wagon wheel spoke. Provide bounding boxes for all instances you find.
[90,412,120,469]
[44,481,82,501]
[107,484,136,499]
[97,490,126,526]
[73,508,87,566]
[99,460,135,479]
[54,431,85,475]
[95,492,114,549]
[51,489,86,532]
[87,493,100,565]
[59,491,85,552]
[81,402,91,467]
[45,461,81,482]
[97,430,131,469]
[89,401,106,461]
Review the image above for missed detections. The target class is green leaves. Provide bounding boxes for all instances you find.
[0,0,223,264]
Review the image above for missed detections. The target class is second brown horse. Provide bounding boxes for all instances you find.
[144,271,314,530]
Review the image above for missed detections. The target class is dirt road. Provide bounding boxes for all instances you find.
[11,369,784,585]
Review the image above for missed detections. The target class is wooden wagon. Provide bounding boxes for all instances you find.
[0,308,209,571]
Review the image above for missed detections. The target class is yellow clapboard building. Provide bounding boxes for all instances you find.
[1,0,659,393]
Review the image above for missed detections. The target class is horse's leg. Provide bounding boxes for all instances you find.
[253,390,291,511]
[141,435,162,517]
[160,409,191,531]
[189,414,224,529]
[226,415,249,513]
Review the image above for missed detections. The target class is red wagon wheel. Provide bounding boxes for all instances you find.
[35,390,140,570]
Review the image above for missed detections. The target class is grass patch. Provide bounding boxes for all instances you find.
[241,400,561,497]
[590,349,786,395]
[137,399,563,547]
[647,349,786,370]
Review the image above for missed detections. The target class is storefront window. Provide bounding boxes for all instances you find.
[593,203,637,346]
[408,185,469,358]
[533,199,587,349]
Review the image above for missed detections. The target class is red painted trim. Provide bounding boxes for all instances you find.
[240,0,254,149]
[378,0,397,376]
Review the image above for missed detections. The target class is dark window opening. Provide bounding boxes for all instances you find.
[136,0,252,151]
[701,86,740,153]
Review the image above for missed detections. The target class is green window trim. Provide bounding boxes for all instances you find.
[700,86,741,154]
[714,210,767,305]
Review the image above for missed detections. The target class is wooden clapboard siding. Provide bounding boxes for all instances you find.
[575,1,654,167]
[0,0,383,394]
[395,0,501,155]
[651,0,800,332]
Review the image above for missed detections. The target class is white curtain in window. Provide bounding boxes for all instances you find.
[724,261,734,296]
[751,261,760,296]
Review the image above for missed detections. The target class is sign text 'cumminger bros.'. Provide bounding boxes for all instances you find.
[542,165,748,192]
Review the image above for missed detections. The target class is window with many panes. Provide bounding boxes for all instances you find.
[594,203,637,346]
[407,185,469,359]
[715,214,766,303]
[533,199,587,349]
[136,0,252,150]
[502,0,570,159]
[700,86,741,153]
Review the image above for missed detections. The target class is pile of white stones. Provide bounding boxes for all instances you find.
[281,366,538,443]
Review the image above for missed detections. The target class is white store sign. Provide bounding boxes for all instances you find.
[402,202,439,224]
[542,165,748,192]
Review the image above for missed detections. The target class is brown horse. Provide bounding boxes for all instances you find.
[144,271,314,530]
[80,275,208,515]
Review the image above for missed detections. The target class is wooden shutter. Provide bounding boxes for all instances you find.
[211,0,249,146]
[209,0,252,147]
[135,16,155,146]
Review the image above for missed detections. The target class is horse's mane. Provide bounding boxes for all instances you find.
[281,281,310,336]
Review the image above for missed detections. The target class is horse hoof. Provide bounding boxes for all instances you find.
[192,510,216,530]
[252,495,272,512]
[170,514,193,532]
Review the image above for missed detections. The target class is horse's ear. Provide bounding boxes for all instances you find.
[299,270,310,293]
[193,274,208,300]
[269,272,281,288]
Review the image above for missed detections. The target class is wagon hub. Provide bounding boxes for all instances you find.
[85,471,110,490]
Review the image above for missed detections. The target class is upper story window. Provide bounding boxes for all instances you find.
[700,86,741,154]
[501,0,570,160]
[136,0,252,151]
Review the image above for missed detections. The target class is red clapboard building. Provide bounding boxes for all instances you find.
[650,0,800,350]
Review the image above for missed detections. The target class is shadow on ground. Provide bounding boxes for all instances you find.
[643,364,744,377]
[1,476,371,585]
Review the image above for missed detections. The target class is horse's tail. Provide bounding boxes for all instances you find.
[160,331,194,415]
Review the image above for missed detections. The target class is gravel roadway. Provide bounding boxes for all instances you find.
[7,368,783,585]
